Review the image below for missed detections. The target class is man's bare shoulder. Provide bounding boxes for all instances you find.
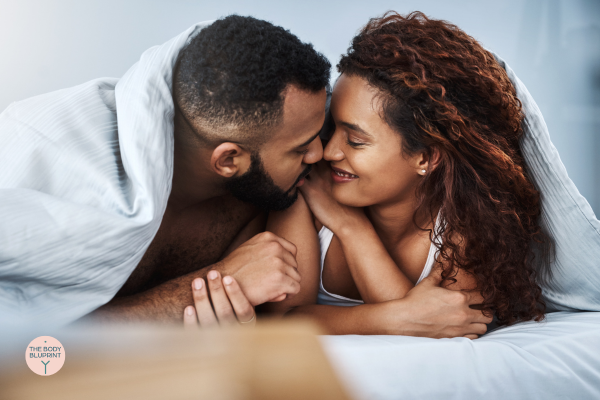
[117,195,263,296]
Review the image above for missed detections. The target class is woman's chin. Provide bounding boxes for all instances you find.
[331,186,371,208]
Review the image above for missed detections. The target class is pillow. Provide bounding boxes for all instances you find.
[495,54,600,312]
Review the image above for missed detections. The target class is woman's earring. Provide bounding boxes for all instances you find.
[421,169,426,174]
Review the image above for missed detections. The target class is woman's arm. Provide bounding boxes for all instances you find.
[301,165,481,305]
[259,192,321,316]
[300,163,414,303]
[287,272,491,338]
[333,218,415,302]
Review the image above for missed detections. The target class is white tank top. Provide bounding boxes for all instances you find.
[317,218,441,307]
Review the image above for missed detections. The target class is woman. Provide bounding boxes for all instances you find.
[185,12,548,335]
[260,11,548,335]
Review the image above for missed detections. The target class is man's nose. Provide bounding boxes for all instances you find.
[303,135,323,164]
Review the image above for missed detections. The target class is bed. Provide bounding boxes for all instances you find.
[322,311,600,399]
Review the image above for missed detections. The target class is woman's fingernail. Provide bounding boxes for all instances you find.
[223,276,233,285]
[194,278,203,290]
[208,270,218,280]
[185,306,194,316]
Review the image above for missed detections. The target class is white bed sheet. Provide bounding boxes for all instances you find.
[321,311,600,400]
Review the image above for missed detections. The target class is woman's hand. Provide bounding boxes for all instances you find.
[300,161,368,236]
[183,270,256,328]
[301,161,416,303]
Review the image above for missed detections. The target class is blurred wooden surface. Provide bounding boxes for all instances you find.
[0,320,351,400]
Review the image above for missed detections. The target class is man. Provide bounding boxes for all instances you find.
[89,15,329,322]
[0,16,490,336]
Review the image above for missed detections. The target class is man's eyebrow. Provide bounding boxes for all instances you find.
[340,121,373,137]
[297,131,321,148]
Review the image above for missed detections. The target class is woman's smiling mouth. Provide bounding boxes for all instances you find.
[330,165,359,183]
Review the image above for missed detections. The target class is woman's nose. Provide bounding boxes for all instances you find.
[303,135,324,165]
[323,131,344,162]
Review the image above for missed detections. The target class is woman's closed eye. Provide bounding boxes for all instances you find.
[346,137,368,148]
[346,139,363,147]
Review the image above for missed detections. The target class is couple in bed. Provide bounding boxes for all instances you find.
[178,13,547,337]
[0,13,546,336]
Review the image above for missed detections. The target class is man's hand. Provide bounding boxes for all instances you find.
[384,273,493,339]
[84,231,300,323]
[217,231,302,306]
[183,271,256,328]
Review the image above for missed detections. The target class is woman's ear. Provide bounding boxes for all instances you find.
[415,147,441,176]
[210,142,252,178]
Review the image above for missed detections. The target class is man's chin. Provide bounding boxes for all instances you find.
[223,153,305,212]
[266,188,299,211]
[230,188,299,212]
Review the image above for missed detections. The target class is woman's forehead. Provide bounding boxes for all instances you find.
[331,75,396,139]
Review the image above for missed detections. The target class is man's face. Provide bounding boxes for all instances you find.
[227,86,327,211]
[224,152,311,211]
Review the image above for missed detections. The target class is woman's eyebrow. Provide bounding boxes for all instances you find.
[340,121,373,137]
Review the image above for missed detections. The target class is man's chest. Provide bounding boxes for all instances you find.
[117,195,261,296]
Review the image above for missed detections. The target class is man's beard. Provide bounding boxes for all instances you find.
[224,153,311,212]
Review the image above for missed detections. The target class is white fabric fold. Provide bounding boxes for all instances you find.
[0,21,212,328]
[494,54,600,312]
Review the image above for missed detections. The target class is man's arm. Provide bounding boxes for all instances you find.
[85,265,214,323]
[259,193,321,316]
[82,232,302,323]
[287,273,492,338]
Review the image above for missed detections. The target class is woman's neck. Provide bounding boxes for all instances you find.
[366,196,434,247]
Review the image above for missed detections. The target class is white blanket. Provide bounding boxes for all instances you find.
[0,21,212,327]
[322,311,600,400]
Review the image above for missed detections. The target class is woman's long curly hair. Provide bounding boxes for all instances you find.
[339,11,547,325]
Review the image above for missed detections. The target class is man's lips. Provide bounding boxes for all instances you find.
[330,165,358,183]
[290,166,312,190]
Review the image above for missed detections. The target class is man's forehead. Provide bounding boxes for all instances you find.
[274,86,327,146]
[281,84,326,107]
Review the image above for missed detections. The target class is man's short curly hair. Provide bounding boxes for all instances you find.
[174,15,331,147]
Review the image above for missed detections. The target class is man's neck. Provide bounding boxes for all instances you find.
[168,130,225,213]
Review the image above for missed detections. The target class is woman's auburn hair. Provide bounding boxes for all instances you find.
[339,11,547,325]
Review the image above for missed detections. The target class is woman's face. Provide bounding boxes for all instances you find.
[325,74,425,208]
